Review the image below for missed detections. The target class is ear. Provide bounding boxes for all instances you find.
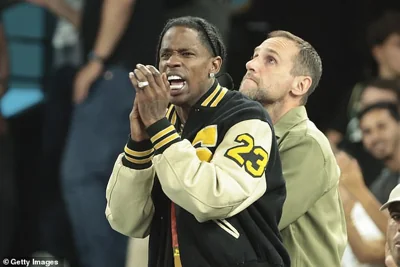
[372,45,383,63]
[291,76,312,98]
[210,56,223,75]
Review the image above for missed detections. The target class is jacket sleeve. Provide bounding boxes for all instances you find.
[146,117,273,223]
[105,139,156,238]
[277,135,338,230]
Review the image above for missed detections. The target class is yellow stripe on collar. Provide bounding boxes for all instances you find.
[201,84,221,107]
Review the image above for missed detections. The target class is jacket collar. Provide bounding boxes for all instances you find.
[274,106,308,138]
[195,79,228,108]
[166,80,228,132]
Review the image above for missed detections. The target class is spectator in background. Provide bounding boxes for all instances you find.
[336,79,400,265]
[239,30,347,267]
[327,10,400,148]
[337,151,388,267]
[25,0,83,264]
[339,78,400,186]
[326,10,400,185]
[0,13,15,261]
[359,102,400,205]
[379,184,400,267]
[23,0,164,266]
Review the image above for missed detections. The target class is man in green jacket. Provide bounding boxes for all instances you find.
[239,30,347,266]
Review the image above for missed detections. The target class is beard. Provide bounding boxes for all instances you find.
[240,85,278,106]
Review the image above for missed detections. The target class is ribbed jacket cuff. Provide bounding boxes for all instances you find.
[146,118,181,154]
[122,136,154,169]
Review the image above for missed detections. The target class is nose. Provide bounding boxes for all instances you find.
[245,58,255,72]
[166,53,182,68]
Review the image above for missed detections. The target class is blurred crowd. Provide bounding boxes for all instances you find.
[0,0,399,267]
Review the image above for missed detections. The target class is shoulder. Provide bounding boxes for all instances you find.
[280,120,338,181]
[280,123,340,185]
[282,119,332,157]
[217,90,272,125]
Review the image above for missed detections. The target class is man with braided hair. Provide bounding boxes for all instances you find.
[106,16,290,267]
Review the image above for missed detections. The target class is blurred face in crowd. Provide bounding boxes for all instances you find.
[239,37,309,105]
[373,33,400,77]
[359,108,400,161]
[360,86,398,109]
[387,202,400,266]
[158,26,222,108]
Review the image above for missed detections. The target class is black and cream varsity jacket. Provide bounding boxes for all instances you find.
[106,81,290,267]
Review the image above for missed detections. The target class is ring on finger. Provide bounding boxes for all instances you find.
[137,81,149,89]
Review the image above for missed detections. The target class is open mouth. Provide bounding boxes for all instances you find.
[168,75,186,90]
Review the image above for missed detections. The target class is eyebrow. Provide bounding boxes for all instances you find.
[160,48,194,53]
[253,47,281,59]
[265,48,281,59]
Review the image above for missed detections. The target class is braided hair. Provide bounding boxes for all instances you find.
[155,16,227,67]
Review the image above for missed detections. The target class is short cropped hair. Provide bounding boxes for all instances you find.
[358,102,400,122]
[367,10,400,50]
[268,30,322,104]
[363,78,400,102]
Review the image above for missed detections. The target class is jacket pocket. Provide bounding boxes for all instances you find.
[213,219,240,239]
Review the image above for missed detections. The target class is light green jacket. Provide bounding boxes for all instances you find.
[275,106,347,267]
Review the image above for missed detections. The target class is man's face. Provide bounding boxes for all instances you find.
[388,202,400,265]
[360,86,398,109]
[239,37,298,105]
[360,109,400,160]
[375,33,400,77]
[158,26,218,108]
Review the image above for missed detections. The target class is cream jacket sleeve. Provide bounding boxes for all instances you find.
[146,117,273,223]
[105,140,156,238]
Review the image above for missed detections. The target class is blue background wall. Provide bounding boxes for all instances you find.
[1,3,51,118]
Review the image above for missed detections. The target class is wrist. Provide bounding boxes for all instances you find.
[87,51,106,65]
[122,136,154,169]
[146,118,181,154]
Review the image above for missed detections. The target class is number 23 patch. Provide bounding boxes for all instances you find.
[224,133,269,178]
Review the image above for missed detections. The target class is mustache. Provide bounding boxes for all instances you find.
[243,73,259,83]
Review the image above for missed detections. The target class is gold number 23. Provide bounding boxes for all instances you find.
[224,134,269,177]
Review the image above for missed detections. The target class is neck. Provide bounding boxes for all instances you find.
[175,106,190,124]
[175,78,216,124]
[264,100,298,125]
[385,143,400,173]
[378,66,400,79]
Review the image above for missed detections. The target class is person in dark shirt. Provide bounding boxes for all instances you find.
[24,0,164,266]
[106,16,289,267]
[358,102,400,204]
[339,78,400,187]
[326,11,400,186]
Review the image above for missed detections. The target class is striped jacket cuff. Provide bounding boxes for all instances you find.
[122,136,154,169]
[146,118,181,154]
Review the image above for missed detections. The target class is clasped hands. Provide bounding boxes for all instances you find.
[128,64,170,141]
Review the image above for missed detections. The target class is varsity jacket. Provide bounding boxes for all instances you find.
[106,81,290,267]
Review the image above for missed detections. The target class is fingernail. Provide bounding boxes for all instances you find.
[136,64,142,68]
[129,72,134,78]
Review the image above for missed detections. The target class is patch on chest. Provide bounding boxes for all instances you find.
[192,125,218,162]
